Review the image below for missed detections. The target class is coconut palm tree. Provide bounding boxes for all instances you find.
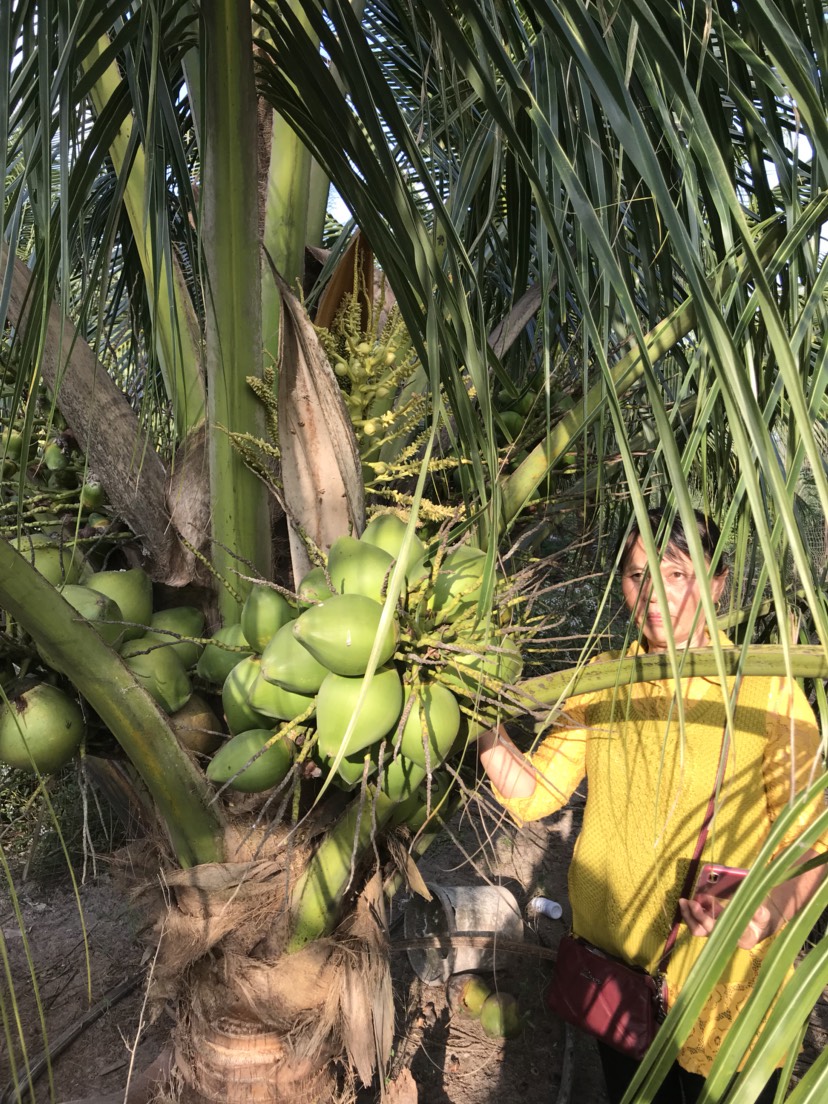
[1,1,827,1101]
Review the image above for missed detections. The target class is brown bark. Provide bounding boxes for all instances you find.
[273,268,364,580]
[2,245,198,581]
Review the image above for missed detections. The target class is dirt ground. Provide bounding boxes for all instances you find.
[1,793,826,1104]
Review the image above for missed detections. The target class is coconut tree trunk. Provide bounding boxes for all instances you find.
[201,0,273,619]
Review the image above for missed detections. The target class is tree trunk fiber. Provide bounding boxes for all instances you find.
[176,1018,335,1104]
[130,820,391,1104]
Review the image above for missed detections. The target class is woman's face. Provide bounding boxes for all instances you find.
[621,537,726,653]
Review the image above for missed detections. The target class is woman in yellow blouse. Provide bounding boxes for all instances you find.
[479,510,827,1104]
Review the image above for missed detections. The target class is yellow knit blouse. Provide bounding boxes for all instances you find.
[494,637,828,1076]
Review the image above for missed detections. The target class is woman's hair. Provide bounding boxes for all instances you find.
[618,508,727,576]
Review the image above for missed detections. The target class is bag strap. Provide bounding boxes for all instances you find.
[657,720,731,973]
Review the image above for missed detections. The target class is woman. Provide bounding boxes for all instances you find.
[479,510,827,1104]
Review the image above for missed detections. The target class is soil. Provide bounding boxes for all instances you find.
[1,793,826,1104]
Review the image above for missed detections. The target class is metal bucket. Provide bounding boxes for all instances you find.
[404,883,523,985]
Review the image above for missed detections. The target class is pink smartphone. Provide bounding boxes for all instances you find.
[693,863,748,901]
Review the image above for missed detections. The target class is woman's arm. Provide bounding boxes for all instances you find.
[478,723,539,799]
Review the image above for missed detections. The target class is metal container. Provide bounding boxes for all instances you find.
[404,883,524,985]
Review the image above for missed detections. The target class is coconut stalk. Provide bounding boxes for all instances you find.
[261,109,314,366]
[80,35,206,437]
[515,644,828,717]
[257,0,329,369]
[287,790,397,952]
[201,0,273,618]
[0,541,224,867]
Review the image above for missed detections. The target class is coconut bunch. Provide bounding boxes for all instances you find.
[1,512,524,816]
[1,412,112,536]
[195,513,524,809]
[0,562,216,773]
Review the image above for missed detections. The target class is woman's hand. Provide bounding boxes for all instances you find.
[678,893,784,948]
[680,847,827,949]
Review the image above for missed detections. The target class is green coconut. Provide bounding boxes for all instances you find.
[221,656,272,735]
[240,585,295,652]
[296,566,335,606]
[120,637,193,713]
[315,666,403,759]
[197,623,253,685]
[206,728,294,793]
[452,974,492,1018]
[381,753,427,804]
[2,428,23,460]
[292,594,399,677]
[399,683,461,768]
[259,621,329,695]
[43,441,68,471]
[59,584,125,649]
[0,683,85,773]
[426,546,488,622]
[247,669,316,722]
[361,514,427,578]
[480,993,523,1038]
[320,747,378,789]
[79,482,106,511]
[388,767,451,830]
[145,606,206,669]
[12,534,85,586]
[326,535,395,604]
[499,409,523,441]
[86,567,153,641]
[169,693,224,755]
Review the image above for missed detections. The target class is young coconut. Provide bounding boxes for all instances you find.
[442,635,523,693]
[85,567,153,640]
[246,668,316,722]
[360,513,426,578]
[296,565,334,606]
[240,585,295,652]
[12,534,86,586]
[0,683,85,773]
[145,606,206,669]
[292,593,399,677]
[447,974,492,1019]
[196,623,253,685]
[425,546,489,624]
[206,728,294,793]
[120,637,193,714]
[221,656,272,734]
[259,620,329,694]
[399,683,461,768]
[59,584,125,649]
[315,666,403,759]
[480,992,523,1038]
[326,535,395,605]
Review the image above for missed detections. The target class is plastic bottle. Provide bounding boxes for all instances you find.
[527,896,563,920]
